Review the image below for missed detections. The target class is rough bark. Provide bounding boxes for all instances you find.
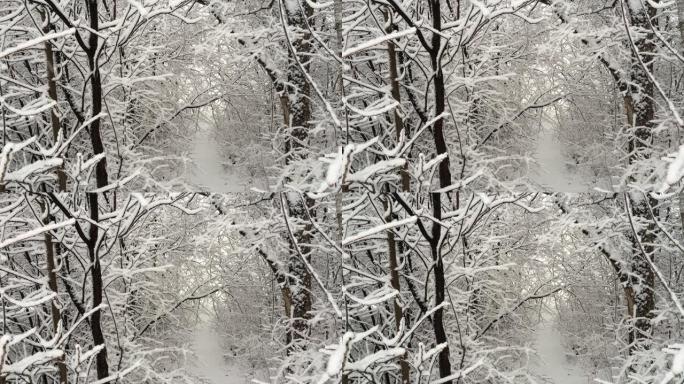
[283,1,312,163]
[282,0,314,355]
[39,11,68,383]
[44,230,68,384]
[384,11,411,192]
[624,2,657,353]
[41,20,67,191]
[284,196,313,352]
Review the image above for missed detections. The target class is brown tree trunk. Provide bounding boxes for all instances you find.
[39,10,68,383]
[382,9,412,383]
[623,1,657,354]
[384,11,411,192]
[88,193,109,379]
[284,196,313,353]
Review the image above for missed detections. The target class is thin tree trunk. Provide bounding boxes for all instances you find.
[42,22,67,191]
[88,193,109,379]
[623,1,657,354]
[429,0,453,380]
[677,0,684,45]
[383,11,411,380]
[385,202,411,384]
[44,229,68,384]
[282,0,314,355]
[86,0,110,377]
[39,10,68,383]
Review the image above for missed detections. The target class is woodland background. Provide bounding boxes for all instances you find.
[1,0,684,383]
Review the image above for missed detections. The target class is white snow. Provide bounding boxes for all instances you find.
[3,158,63,184]
[0,219,75,249]
[671,346,684,374]
[659,344,684,384]
[190,325,265,384]
[2,350,64,375]
[660,144,684,192]
[532,316,589,384]
[318,326,379,383]
[347,158,406,183]
[342,216,416,245]
[184,122,266,192]
[532,125,592,193]
[345,347,405,371]
[0,28,75,60]
[125,0,149,18]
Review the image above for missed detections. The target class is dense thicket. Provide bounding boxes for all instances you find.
[1,0,684,383]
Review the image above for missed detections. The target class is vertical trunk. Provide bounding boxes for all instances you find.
[387,226,411,383]
[384,11,411,192]
[88,193,109,379]
[431,0,452,189]
[430,0,453,381]
[87,0,109,189]
[86,0,109,378]
[626,200,656,351]
[677,0,684,242]
[283,1,312,164]
[384,198,411,384]
[677,0,684,45]
[44,231,68,384]
[40,11,68,383]
[624,2,657,353]
[284,196,313,352]
[282,0,314,355]
[431,193,452,383]
[381,11,411,382]
[679,191,684,238]
[42,23,67,191]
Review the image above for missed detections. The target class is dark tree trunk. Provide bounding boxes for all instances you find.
[429,1,453,381]
[88,193,109,379]
[282,0,314,356]
[85,0,109,378]
[623,2,657,354]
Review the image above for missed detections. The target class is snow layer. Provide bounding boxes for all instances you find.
[189,326,266,384]
[532,319,589,384]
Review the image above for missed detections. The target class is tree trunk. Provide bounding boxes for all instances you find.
[429,1,453,381]
[88,193,110,379]
[44,230,68,384]
[284,196,313,353]
[677,0,684,45]
[282,0,314,355]
[624,1,657,353]
[384,11,410,192]
[85,0,110,377]
[42,20,67,191]
[39,10,68,383]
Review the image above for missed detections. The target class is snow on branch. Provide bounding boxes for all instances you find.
[317,326,379,383]
[342,28,416,57]
[0,219,75,249]
[0,28,75,59]
[342,216,416,245]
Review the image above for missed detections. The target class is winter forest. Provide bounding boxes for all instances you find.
[2,0,684,382]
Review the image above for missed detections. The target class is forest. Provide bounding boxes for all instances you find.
[1,0,684,383]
